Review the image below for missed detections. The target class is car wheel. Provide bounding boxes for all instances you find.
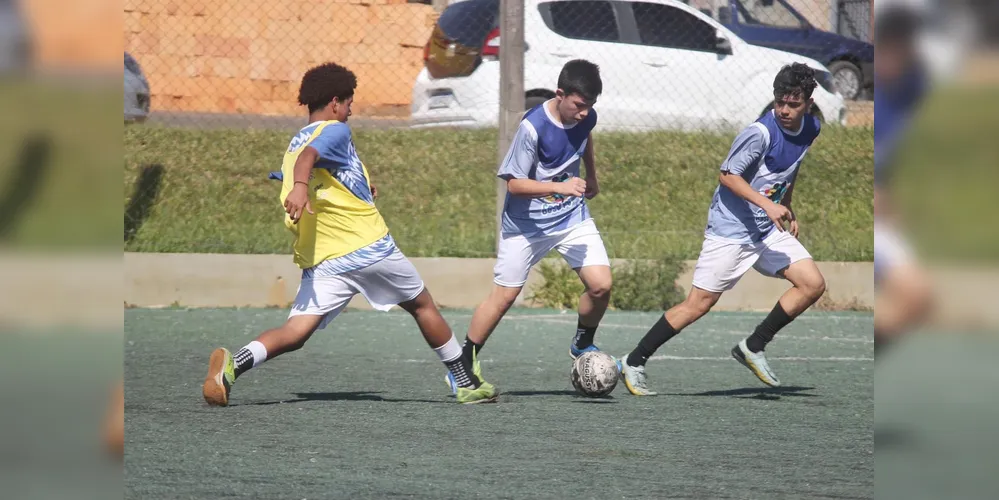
[828,61,862,100]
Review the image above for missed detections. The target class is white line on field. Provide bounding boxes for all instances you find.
[398,355,871,363]
[500,317,873,343]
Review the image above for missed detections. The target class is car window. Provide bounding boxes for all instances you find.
[542,1,621,42]
[438,0,500,47]
[632,2,718,52]
[735,0,803,29]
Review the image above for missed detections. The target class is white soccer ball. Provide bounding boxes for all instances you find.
[570,351,619,397]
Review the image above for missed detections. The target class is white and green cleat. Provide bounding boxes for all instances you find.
[202,348,236,406]
[617,357,658,396]
[731,339,781,387]
[456,351,498,404]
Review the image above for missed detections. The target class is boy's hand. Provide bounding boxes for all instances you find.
[764,202,792,232]
[556,177,587,198]
[284,183,313,223]
[584,177,600,199]
[371,183,378,199]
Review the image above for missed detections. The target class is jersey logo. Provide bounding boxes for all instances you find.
[541,172,571,204]
[763,181,789,204]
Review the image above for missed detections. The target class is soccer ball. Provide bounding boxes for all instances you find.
[570,351,619,397]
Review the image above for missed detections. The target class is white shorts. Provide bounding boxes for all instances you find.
[691,230,812,293]
[494,218,611,287]
[288,248,425,330]
[874,222,914,285]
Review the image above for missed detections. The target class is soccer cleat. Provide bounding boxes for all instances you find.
[444,370,458,396]
[202,348,236,406]
[569,342,603,360]
[456,350,498,404]
[731,339,781,387]
[617,357,657,396]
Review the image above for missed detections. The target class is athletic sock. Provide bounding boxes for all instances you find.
[746,302,794,353]
[573,321,598,350]
[233,341,267,378]
[462,335,484,363]
[437,335,480,389]
[627,315,680,367]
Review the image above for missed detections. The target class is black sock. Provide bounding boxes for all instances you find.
[445,354,480,389]
[746,302,794,353]
[463,336,484,362]
[627,315,680,367]
[233,348,254,378]
[573,321,597,350]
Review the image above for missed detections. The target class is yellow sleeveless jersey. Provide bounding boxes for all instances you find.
[279,120,389,269]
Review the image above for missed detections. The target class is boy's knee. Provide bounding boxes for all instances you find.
[586,279,612,301]
[686,292,717,317]
[808,275,827,301]
[491,286,522,309]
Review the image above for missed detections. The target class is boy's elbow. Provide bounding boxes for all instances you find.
[506,179,522,195]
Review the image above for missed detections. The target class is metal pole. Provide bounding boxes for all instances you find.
[497,0,525,254]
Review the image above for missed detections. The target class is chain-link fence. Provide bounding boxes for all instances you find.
[123,0,876,261]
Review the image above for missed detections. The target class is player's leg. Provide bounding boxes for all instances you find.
[732,232,824,387]
[874,223,933,354]
[202,276,351,406]
[464,231,555,360]
[619,238,755,395]
[354,249,497,404]
[555,219,613,358]
[398,289,497,404]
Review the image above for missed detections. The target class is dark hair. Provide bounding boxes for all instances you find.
[875,5,923,46]
[557,59,602,101]
[773,63,817,100]
[298,62,357,113]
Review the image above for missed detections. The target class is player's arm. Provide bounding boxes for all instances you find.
[717,126,792,231]
[582,133,598,199]
[499,122,586,198]
[284,146,319,223]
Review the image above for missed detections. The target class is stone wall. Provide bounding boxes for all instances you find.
[122,0,436,116]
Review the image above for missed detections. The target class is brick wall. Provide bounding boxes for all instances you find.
[123,0,437,117]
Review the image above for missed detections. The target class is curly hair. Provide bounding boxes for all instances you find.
[773,63,817,101]
[298,62,357,113]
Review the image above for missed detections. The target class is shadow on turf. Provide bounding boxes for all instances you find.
[670,385,817,400]
[232,391,445,406]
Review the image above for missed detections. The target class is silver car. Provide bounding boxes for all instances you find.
[125,52,150,123]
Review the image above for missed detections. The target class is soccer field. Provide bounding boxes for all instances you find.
[125,308,873,499]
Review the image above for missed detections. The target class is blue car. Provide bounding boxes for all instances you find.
[699,0,873,100]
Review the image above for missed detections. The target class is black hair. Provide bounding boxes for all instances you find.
[875,5,923,46]
[298,62,357,114]
[557,59,602,101]
[773,63,817,100]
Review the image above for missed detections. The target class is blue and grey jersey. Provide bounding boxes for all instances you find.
[497,101,597,237]
[704,110,821,243]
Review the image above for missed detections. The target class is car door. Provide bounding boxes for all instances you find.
[624,1,744,130]
[533,0,640,131]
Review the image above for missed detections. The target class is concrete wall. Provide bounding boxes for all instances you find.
[124,253,874,311]
[122,0,436,117]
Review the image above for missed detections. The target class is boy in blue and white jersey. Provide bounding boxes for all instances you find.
[619,63,828,394]
[446,60,613,392]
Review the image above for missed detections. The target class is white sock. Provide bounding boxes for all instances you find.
[433,335,462,363]
[247,340,268,367]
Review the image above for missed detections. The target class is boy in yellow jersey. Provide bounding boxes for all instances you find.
[201,62,496,405]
